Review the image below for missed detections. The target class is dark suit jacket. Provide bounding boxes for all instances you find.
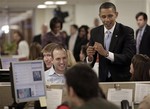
[89,23,136,82]
[136,25,150,57]
[33,34,42,45]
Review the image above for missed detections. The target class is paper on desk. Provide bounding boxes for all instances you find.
[39,96,47,107]
[134,83,150,104]
[107,88,133,106]
[46,89,63,109]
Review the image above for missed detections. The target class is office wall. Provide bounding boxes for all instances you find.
[114,0,146,31]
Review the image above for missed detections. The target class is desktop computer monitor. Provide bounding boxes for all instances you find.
[10,60,46,103]
[0,57,19,69]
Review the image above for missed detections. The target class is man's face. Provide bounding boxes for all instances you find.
[136,15,147,29]
[52,49,67,73]
[99,8,118,30]
[70,26,77,35]
[43,52,53,69]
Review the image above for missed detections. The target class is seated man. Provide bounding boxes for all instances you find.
[58,63,119,109]
[45,44,68,84]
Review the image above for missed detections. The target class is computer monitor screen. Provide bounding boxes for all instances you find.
[0,57,19,69]
[11,60,46,103]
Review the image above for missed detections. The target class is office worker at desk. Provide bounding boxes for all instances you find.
[87,2,136,82]
[45,44,68,84]
[57,63,119,109]
[130,54,150,81]
[135,12,150,57]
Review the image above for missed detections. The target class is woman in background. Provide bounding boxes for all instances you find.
[67,50,76,67]
[13,31,29,58]
[130,54,150,81]
[29,42,42,60]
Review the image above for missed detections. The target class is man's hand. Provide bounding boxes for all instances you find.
[86,46,96,61]
[94,42,108,57]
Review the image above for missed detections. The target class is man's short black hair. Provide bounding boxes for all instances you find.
[49,17,63,31]
[99,2,116,12]
[71,24,78,30]
[65,63,105,101]
[135,12,148,21]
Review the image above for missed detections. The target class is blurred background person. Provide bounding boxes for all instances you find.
[135,12,150,57]
[12,30,29,58]
[73,25,89,61]
[79,45,87,62]
[130,54,150,81]
[67,24,78,53]
[32,24,48,45]
[93,18,100,27]
[42,43,58,71]
[28,42,42,60]
[42,17,66,48]
[67,50,76,68]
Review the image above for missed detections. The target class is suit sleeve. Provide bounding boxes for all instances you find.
[113,28,136,65]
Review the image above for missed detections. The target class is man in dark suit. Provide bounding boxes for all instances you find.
[135,12,150,57]
[87,2,136,82]
[32,24,48,45]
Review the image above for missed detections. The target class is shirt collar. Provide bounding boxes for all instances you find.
[48,66,55,76]
[104,22,116,34]
[140,24,146,31]
[48,66,64,76]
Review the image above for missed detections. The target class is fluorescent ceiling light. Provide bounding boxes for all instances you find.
[45,1,55,5]
[55,1,67,5]
[37,4,47,9]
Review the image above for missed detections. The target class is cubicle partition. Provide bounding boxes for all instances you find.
[0,82,13,109]
[0,82,150,109]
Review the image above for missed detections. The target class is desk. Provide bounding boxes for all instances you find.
[0,82,13,109]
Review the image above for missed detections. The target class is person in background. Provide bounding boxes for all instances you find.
[45,44,68,84]
[57,63,119,109]
[135,12,150,57]
[42,17,65,48]
[28,42,42,60]
[12,30,29,58]
[93,18,100,27]
[87,2,136,82]
[74,25,89,62]
[42,43,58,71]
[67,50,76,68]
[130,54,150,81]
[67,24,78,53]
[79,45,87,62]
[33,24,48,45]
[138,94,150,109]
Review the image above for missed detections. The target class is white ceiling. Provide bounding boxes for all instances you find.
[0,0,106,13]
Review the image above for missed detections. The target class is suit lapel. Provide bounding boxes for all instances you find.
[100,27,105,47]
[109,23,120,51]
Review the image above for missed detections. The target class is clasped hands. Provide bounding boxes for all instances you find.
[87,42,108,61]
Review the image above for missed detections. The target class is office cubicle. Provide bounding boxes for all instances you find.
[0,82,150,109]
[0,82,13,109]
